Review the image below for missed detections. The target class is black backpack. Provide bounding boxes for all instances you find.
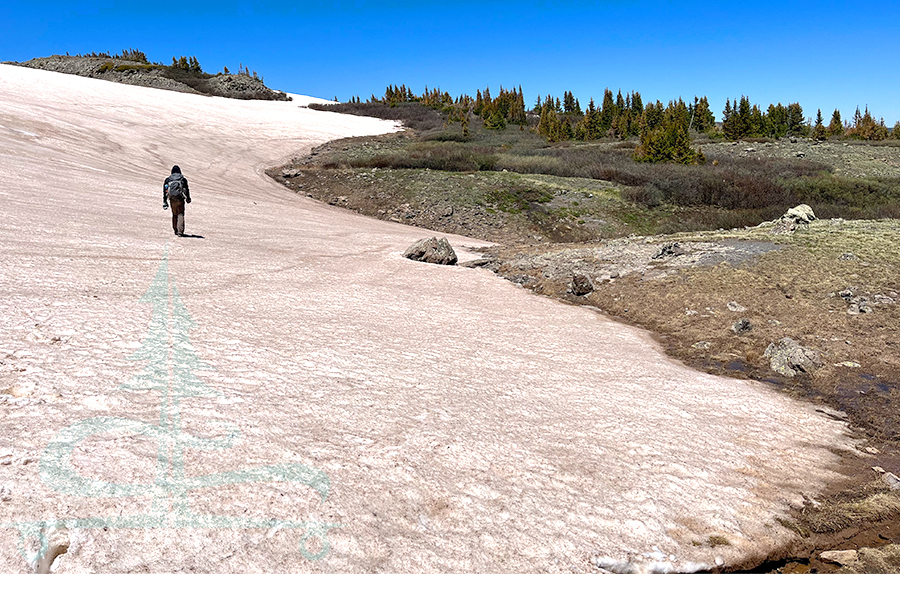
[167,173,185,199]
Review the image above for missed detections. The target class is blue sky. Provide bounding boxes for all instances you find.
[2,0,898,124]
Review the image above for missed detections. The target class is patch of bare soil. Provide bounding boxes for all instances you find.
[270,133,900,572]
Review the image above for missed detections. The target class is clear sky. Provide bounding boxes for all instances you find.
[2,0,898,124]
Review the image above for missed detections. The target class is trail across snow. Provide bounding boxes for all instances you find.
[0,65,851,573]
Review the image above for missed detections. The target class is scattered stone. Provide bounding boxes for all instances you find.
[281,169,301,179]
[883,472,900,490]
[570,273,595,296]
[0,454,12,466]
[863,447,880,455]
[764,337,822,378]
[651,242,684,259]
[834,361,861,368]
[691,341,711,350]
[403,237,458,266]
[819,550,858,566]
[874,294,896,305]
[873,466,886,474]
[726,301,747,313]
[839,252,858,261]
[685,309,698,316]
[0,485,10,502]
[731,319,753,334]
[847,297,873,315]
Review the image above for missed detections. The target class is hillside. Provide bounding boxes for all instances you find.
[6,54,290,101]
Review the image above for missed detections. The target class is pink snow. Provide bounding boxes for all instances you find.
[0,65,850,573]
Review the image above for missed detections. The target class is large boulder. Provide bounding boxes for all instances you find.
[771,204,817,234]
[570,272,595,296]
[403,237,458,265]
[764,337,822,377]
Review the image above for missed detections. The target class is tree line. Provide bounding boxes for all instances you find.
[358,84,897,163]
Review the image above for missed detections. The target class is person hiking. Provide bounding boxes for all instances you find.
[163,165,192,236]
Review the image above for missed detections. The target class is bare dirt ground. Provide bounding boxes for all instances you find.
[274,132,900,572]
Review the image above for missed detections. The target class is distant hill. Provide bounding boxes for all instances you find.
[5,55,291,101]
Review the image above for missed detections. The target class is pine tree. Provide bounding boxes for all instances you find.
[812,109,827,140]
[827,109,843,137]
[634,101,702,164]
[600,88,616,135]
[786,102,806,136]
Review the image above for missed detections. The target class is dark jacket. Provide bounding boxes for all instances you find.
[163,165,191,203]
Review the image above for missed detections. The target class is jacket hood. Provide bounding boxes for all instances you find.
[171,165,181,174]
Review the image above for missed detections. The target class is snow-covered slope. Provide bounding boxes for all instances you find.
[0,65,850,573]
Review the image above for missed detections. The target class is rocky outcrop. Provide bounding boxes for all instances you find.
[9,55,289,101]
[403,237,458,265]
[771,204,817,234]
[764,337,822,377]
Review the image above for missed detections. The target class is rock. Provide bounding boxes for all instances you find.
[764,337,822,378]
[883,472,900,490]
[819,550,858,566]
[783,204,817,224]
[0,485,10,502]
[731,319,753,334]
[652,242,685,259]
[847,297,873,315]
[570,273,595,296]
[874,294,896,306]
[691,341,711,350]
[771,204,816,234]
[727,301,747,313]
[403,237,458,266]
[839,252,858,261]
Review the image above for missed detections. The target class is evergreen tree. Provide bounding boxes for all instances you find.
[691,96,715,133]
[827,109,844,137]
[600,88,616,135]
[786,102,806,136]
[812,109,827,140]
[634,101,703,164]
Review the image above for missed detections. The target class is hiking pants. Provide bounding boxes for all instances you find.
[169,195,185,235]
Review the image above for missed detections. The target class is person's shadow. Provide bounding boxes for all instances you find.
[178,234,204,239]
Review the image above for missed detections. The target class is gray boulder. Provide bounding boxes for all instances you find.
[764,338,822,377]
[570,273,595,296]
[771,204,817,234]
[403,237,458,265]
[731,319,753,334]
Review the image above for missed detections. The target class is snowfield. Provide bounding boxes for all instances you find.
[0,64,851,573]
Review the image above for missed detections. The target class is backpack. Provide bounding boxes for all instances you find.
[167,174,185,199]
